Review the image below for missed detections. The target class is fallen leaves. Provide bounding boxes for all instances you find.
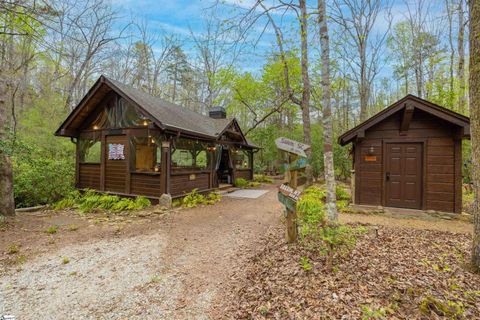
[217,224,480,319]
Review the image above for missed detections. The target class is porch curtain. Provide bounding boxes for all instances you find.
[214,145,223,170]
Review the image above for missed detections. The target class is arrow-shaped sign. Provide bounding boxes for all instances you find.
[275,137,310,158]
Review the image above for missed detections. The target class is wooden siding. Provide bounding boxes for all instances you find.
[105,135,128,193]
[235,169,253,181]
[170,172,210,196]
[130,173,162,197]
[78,163,101,189]
[355,109,460,213]
[426,138,455,212]
[356,141,383,205]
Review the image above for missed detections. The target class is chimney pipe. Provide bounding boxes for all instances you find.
[209,106,226,119]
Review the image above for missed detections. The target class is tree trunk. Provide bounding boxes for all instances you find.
[299,0,313,186]
[359,43,369,121]
[446,0,455,108]
[458,0,466,113]
[470,0,480,271]
[318,0,338,221]
[0,76,15,216]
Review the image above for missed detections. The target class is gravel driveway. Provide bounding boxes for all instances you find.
[0,185,281,319]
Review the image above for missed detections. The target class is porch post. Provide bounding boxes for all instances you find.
[161,140,171,195]
[350,169,355,204]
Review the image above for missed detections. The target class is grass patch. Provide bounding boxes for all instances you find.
[15,255,27,265]
[6,244,19,255]
[150,274,161,283]
[62,257,70,264]
[45,225,58,234]
[53,189,151,213]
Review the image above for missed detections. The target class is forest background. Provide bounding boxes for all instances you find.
[0,0,470,208]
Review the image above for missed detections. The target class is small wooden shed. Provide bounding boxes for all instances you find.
[55,75,257,199]
[338,95,470,213]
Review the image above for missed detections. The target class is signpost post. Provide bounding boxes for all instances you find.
[275,137,310,243]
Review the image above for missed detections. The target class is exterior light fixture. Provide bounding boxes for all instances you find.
[368,146,375,156]
[143,120,148,126]
[93,125,99,130]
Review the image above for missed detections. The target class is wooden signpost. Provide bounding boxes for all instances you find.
[276,137,310,243]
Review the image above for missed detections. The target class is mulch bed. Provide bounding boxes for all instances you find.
[216,224,480,319]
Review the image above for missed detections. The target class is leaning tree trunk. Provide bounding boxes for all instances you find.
[299,0,313,186]
[318,0,337,221]
[0,76,15,216]
[470,0,480,271]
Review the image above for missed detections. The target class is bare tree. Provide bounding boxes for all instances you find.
[254,0,314,185]
[458,0,466,113]
[445,0,456,107]
[403,0,442,99]
[191,11,243,113]
[469,0,480,272]
[331,0,392,121]
[0,0,47,216]
[298,0,313,186]
[318,0,337,220]
[63,0,123,110]
[0,76,14,216]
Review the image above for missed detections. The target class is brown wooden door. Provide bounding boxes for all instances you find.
[385,143,423,209]
[105,135,128,193]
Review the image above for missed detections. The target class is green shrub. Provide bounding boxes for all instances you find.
[254,174,273,184]
[53,198,76,210]
[360,305,387,320]
[297,185,361,271]
[181,189,222,208]
[52,189,151,213]
[182,189,206,208]
[300,256,312,271]
[13,154,75,208]
[335,185,351,201]
[234,178,249,188]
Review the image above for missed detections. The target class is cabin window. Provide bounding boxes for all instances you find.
[79,137,101,163]
[233,149,251,170]
[130,136,161,173]
[171,138,208,170]
[89,97,149,130]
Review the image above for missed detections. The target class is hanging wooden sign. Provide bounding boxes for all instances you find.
[275,137,310,158]
[288,157,308,171]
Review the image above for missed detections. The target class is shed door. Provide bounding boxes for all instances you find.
[105,135,128,193]
[385,143,423,209]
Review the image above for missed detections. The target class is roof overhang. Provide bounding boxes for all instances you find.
[338,95,470,146]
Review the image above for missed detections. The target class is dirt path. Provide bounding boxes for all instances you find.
[0,184,474,319]
[0,185,282,319]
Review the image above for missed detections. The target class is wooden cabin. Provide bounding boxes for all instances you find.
[338,95,470,213]
[55,75,256,199]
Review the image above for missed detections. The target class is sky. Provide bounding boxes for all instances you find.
[111,0,449,77]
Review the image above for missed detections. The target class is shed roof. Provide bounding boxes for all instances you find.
[338,95,470,146]
[56,76,256,148]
